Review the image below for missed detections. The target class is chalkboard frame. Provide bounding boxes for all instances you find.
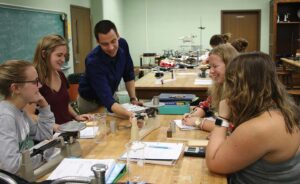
[0,4,68,63]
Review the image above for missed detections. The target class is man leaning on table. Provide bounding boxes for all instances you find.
[78,20,142,119]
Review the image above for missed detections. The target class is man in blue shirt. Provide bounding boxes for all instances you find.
[78,20,141,118]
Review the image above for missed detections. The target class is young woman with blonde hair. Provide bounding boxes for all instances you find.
[182,44,239,131]
[33,35,91,131]
[0,60,54,173]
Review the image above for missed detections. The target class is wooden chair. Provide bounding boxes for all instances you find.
[276,66,293,88]
[287,89,300,105]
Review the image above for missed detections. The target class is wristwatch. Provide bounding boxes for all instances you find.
[130,97,138,102]
[215,117,229,128]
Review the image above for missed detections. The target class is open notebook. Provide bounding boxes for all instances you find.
[47,158,125,183]
[120,142,184,166]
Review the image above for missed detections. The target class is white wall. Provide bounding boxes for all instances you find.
[0,0,271,70]
[102,0,124,36]
[122,0,270,65]
[0,0,91,74]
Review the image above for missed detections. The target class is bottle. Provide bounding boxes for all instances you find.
[131,117,139,141]
[91,164,106,184]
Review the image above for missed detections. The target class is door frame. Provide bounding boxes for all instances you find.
[221,10,261,51]
[70,5,92,73]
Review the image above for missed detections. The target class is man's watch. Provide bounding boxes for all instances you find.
[130,97,138,102]
[215,117,229,128]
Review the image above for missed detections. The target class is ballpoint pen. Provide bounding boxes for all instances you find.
[148,145,170,149]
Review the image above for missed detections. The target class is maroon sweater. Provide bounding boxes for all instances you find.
[40,71,73,124]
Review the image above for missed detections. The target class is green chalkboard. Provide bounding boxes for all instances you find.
[0,5,66,63]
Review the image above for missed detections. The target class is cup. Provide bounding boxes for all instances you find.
[125,141,146,183]
[109,120,117,134]
[152,96,159,106]
[92,113,107,145]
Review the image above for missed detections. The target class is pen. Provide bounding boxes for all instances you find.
[148,145,170,149]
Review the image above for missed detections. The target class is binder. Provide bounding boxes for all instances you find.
[159,93,196,102]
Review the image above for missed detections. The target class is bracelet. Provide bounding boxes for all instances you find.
[200,118,206,130]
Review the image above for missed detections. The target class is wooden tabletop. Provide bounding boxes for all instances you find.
[78,115,227,184]
[280,58,300,68]
[135,69,211,100]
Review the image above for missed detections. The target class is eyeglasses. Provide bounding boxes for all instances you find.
[14,78,40,87]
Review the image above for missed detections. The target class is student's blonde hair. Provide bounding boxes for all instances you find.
[33,34,67,86]
[0,60,32,97]
[208,43,239,111]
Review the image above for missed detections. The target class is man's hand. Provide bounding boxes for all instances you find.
[130,98,143,106]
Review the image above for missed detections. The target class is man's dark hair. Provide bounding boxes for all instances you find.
[94,20,118,41]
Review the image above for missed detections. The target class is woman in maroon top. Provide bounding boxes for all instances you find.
[33,35,91,131]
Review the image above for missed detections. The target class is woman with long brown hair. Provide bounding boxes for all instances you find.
[206,52,300,183]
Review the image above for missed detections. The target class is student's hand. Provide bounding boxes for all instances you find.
[53,124,60,132]
[218,99,230,119]
[75,114,92,121]
[182,115,199,126]
[31,92,48,108]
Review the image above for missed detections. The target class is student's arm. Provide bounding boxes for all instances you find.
[205,100,270,174]
[0,115,23,173]
[28,93,54,141]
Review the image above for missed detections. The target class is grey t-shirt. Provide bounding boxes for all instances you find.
[0,101,54,173]
[230,152,300,184]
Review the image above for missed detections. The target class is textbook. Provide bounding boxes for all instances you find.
[47,158,125,183]
[120,142,184,166]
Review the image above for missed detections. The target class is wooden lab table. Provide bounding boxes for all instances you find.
[281,57,300,69]
[135,69,211,100]
[78,115,227,184]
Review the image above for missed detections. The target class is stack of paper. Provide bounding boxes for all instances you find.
[194,79,212,85]
[48,158,125,183]
[121,103,148,113]
[79,127,98,139]
[120,142,184,165]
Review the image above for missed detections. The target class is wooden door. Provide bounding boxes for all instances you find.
[221,10,261,52]
[71,5,92,73]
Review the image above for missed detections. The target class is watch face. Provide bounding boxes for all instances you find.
[215,118,223,126]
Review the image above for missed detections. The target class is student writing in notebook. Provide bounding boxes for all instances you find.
[33,35,91,131]
[182,44,238,132]
[0,60,54,173]
[206,52,300,184]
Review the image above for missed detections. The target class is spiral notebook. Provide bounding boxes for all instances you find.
[48,158,125,183]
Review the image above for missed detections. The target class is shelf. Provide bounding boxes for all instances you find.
[277,21,300,24]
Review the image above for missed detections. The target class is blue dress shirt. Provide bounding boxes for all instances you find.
[78,38,135,112]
